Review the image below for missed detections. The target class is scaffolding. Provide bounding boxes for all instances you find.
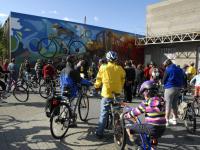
[136,32,200,45]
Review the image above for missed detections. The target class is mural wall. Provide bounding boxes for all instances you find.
[10,12,144,66]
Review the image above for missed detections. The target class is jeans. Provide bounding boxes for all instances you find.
[96,98,112,136]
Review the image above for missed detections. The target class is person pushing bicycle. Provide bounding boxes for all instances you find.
[94,50,126,138]
[124,80,166,148]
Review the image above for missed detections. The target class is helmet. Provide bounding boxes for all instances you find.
[106,51,118,61]
[47,59,53,64]
[139,80,158,95]
[163,59,172,67]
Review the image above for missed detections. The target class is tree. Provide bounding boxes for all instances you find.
[0,24,8,59]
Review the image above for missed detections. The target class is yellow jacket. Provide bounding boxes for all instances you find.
[94,62,125,98]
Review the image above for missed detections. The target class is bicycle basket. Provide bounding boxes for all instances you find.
[178,101,188,120]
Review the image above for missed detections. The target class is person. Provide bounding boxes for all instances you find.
[162,59,184,126]
[56,57,66,73]
[60,55,81,96]
[19,59,31,81]
[94,50,125,138]
[144,63,151,80]
[187,62,196,81]
[0,65,10,100]
[124,80,166,148]
[76,59,86,78]
[7,58,18,92]
[124,60,135,102]
[34,59,43,83]
[3,59,9,83]
[42,59,56,82]
[98,58,107,69]
[190,68,200,97]
[149,64,160,82]
[133,64,144,97]
[60,55,86,127]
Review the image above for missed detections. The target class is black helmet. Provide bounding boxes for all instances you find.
[139,80,158,95]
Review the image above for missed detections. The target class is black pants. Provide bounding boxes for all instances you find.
[0,80,6,91]
[124,83,133,102]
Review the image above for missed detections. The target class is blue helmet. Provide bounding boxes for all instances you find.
[106,51,118,61]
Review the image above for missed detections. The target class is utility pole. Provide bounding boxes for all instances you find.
[84,16,87,24]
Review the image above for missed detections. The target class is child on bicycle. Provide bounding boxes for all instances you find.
[124,80,166,148]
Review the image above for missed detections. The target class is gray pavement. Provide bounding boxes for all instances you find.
[0,93,200,150]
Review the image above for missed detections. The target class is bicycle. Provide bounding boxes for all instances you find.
[177,89,196,133]
[39,77,56,99]
[49,81,91,139]
[113,108,159,150]
[37,30,87,58]
[193,96,200,116]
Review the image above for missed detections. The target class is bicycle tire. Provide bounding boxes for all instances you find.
[184,104,196,134]
[78,94,89,121]
[50,104,71,139]
[105,112,113,130]
[13,85,29,102]
[193,99,200,116]
[113,113,126,150]
[68,40,87,54]
[39,82,52,99]
[37,38,57,58]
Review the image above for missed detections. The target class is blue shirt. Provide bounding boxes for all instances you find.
[163,64,184,89]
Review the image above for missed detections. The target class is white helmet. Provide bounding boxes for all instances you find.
[106,51,118,61]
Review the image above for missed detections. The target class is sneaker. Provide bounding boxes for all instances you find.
[169,118,177,125]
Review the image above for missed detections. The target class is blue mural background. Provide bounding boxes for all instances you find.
[10,12,144,66]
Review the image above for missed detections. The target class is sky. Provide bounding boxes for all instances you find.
[0,0,159,35]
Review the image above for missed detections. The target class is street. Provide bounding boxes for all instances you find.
[0,93,200,150]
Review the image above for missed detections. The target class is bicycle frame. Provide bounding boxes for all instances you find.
[122,113,152,150]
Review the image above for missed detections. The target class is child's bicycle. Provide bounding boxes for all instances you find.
[104,93,156,150]
[113,106,158,150]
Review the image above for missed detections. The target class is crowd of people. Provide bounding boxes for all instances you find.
[0,51,199,149]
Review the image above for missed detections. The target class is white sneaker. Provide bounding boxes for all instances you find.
[169,118,177,125]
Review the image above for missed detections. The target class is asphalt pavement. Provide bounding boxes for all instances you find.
[0,93,200,150]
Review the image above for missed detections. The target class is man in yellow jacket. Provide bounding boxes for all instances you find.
[94,51,125,138]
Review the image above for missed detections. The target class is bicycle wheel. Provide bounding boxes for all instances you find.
[105,112,113,130]
[13,85,29,102]
[193,99,200,116]
[50,104,71,139]
[39,83,52,98]
[78,94,89,121]
[68,40,86,54]
[113,113,126,150]
[184,104,196,133]
[38,38,57,58]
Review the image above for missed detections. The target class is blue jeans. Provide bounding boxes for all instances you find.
[96,98,112,136]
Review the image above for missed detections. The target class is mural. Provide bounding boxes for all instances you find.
[10,12,144,66]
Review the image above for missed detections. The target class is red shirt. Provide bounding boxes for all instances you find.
[42,64,56,79]
[3,63,8,71]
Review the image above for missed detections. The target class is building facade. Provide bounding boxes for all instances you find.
[138,0,200,68]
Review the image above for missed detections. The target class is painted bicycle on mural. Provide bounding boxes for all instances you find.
[37,24,87,58]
